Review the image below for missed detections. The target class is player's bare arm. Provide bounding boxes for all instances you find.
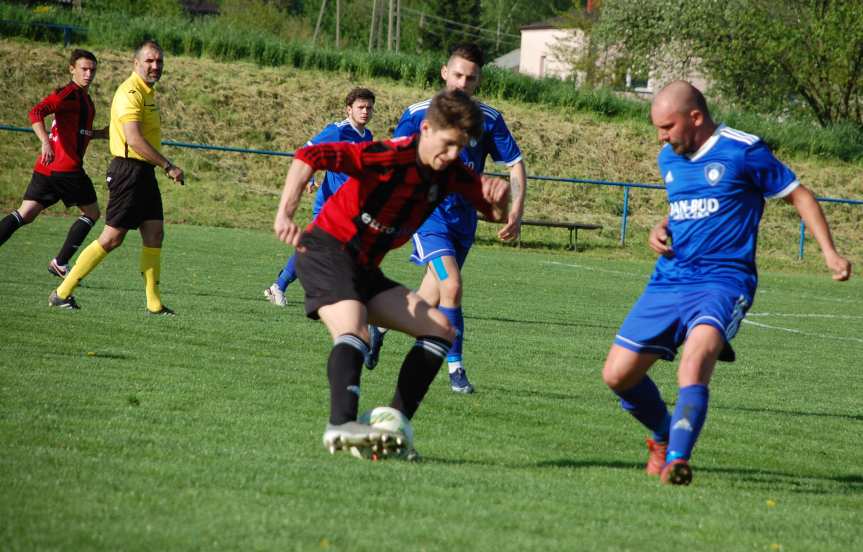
[122,121,185,184]
[784,185,851,281]
[274,159,315,245]
[31,121,53,165]
[648,216,672,257]
[497,161,526,241]
[480,176,510,222]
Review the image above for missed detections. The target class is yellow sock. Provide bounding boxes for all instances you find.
[57,241,107,299]
[140,246,163,312]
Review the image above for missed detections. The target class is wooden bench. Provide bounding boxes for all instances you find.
[482,218,602,251]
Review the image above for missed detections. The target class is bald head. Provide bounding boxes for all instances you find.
[650,81,715,155]
[653,80,710,119]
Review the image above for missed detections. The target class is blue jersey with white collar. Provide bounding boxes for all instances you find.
[308,120,373,215]
[649,125,799,298]
[394,98,522,239]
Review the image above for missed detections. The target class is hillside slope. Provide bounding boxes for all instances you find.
[1,39,859,266]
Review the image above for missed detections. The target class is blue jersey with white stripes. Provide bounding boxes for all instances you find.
[308,120,373,215]
[649,125,798,298]
[394,98,522,239]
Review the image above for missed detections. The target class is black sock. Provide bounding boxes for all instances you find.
[327,334,369,425]
[390,336,452,419]
[55,215,95,265]
[0,210,25,248]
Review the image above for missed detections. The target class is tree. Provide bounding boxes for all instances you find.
[595,0,863,127]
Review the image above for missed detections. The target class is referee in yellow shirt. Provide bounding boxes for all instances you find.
[50,40,185,314]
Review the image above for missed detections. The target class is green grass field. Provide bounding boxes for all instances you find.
[1,217,861,551]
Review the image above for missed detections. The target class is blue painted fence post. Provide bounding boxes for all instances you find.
[798,220,805,260]
[619,186,630,246]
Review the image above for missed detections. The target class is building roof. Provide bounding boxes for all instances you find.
[490,48,521,70]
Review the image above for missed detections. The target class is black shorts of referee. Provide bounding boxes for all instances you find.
[105,157,163,229]
[295,226,400,319]
[24,170,98,208]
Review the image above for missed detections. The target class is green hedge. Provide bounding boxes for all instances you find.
[2,3,861,162]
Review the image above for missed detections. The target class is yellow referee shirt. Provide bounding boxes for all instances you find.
[109,71,161,161]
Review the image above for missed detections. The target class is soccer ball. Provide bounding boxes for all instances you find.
[359,406,414,446]
[353,406,415,460]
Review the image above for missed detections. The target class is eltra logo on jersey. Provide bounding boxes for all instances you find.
[704,163,725,186]
[669,198,720,220]
[360,212,398,234]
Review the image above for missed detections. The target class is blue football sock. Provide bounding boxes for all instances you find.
[667,384,710,463]
[438,306,464,366]
[615,376,671,443]
[275,253,298,292]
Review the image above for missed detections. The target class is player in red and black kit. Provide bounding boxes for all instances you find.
[273,90,510,458]
[0,49,107,278]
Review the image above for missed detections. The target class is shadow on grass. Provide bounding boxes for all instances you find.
[713,403,863,422]
[426,455,862,494]
[467,313,618,331]
[422,456,863,495]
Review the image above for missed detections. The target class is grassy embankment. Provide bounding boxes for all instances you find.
[1,39,860,270]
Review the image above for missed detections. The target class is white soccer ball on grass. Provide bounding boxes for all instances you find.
[352,406,415,460]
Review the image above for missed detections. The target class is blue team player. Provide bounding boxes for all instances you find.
[602,81,852,485]
[265,87,376,306]
[367,43,527,394]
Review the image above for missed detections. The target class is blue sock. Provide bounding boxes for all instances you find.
[438,306,464,365]
[615,376,671,443]
[667,384,710,463]
[275,253,298,292]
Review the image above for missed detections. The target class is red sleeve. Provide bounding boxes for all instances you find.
[294,141,367,175]
[28,84,74,124]
[448,163,496,221]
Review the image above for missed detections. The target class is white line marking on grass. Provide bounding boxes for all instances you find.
[747,312,863,320]
[758,288,863,305]
[543,261,648,279]
[742,319,863,344]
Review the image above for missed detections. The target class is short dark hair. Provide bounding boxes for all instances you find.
[69,49,97,66]
[345,87,375,107]
[426,89,483,141]
[134,39,163,58]
[448,42,484,68]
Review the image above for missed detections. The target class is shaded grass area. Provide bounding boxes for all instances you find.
[0,40,860,267]
[1,217,862,550]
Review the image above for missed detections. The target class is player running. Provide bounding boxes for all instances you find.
[367,43,527,394]
[264,87,376,306]
[0,49,107,276]
[602,81,851,485]
[272,90,510,457]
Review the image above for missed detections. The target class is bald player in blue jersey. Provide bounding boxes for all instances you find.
[265,87,376,306]
[367,43,527,394]
[602,81,851,486]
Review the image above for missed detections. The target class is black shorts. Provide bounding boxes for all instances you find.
[295,226,400,319]
[24,170,97,208]
[105,157,163,229]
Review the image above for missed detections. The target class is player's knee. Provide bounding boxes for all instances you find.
[81,206,100,222]
[16,207,39,224]
[99,233,124,251]
[602,362,625,390]
[429,309,456,342]
[602,354,633,391]
[437,277,462,304]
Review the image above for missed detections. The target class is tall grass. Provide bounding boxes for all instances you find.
[2,2,862,162]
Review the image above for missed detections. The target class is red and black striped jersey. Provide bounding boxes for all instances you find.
[295,135,496,267]
[28,81,96,176]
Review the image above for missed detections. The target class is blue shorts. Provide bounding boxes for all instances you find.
[614,287,750,362]
[409,231,472,268]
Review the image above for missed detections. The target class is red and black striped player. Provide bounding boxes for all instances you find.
[273,90,510,458]
[0,49,107,278]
